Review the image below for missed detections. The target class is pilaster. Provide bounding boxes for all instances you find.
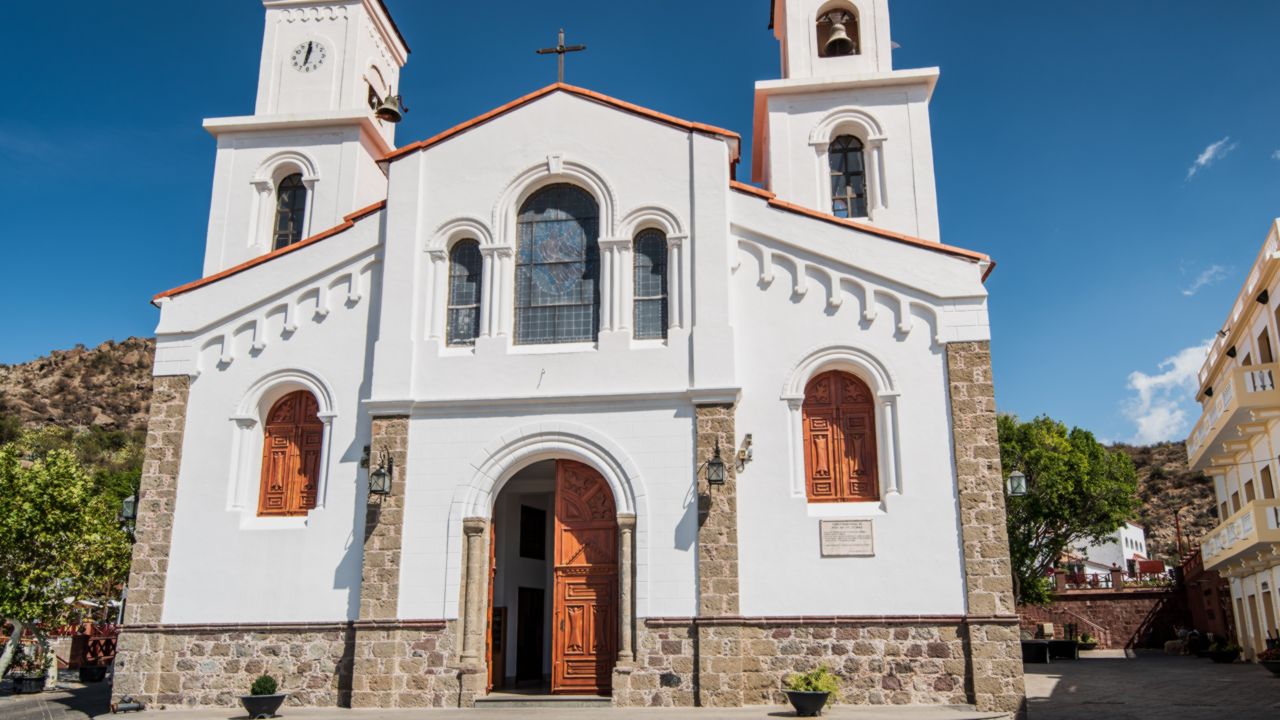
[695,403,743,707]
[945,341,1026,717]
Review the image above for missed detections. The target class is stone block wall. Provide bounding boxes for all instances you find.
[946,341,1026,717]
[347,622,466,708]
[123,376,191,627]
[614,618,975,708]
[112,624,351,708]
[1019,589,1186,649]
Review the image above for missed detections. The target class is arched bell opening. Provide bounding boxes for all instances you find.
[480,458,626,697]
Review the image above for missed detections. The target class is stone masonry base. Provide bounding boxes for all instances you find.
[114,617,1016,710]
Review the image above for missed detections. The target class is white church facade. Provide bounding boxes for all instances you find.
[113,0,1024,713]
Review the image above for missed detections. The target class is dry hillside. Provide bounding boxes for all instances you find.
[0,337,156,432]
[1111,442,1217,563]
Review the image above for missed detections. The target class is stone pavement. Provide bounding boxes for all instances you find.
[1024,649,1280,719]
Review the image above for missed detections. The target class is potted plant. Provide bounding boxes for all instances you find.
[240,674,287,719]
[1207,639,1242,664]
[1077,633,1098,651]
[783,666,840,717]
[1258,648,1280,676]
[9,641,50,694]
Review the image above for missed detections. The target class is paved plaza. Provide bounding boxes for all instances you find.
[1024,650,1280,719]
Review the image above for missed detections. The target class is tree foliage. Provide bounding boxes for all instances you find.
[0,434,133,676]
[999,414,1139,605]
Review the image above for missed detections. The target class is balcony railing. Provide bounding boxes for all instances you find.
[1201,499,1280,570]
[1054,569,1174,592]
[1186,362,1280,468]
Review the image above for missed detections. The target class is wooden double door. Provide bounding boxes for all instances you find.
[489,460,617,696]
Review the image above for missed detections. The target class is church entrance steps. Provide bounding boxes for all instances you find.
[473,691,612,708]
[110,705,1009,719]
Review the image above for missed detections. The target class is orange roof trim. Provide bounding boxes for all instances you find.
[729,181,996,281]
[152,201,387,304]
[383,83,741,163]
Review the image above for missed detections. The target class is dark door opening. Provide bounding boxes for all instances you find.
[516,586,545,686]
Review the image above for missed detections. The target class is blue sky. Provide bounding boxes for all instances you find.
[1,1,1278,446]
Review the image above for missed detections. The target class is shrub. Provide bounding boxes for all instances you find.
[250,674,278,696]
[784,666,840,705]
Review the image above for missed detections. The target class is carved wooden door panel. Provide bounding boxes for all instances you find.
[258,390,324,515]
[551,460,617,695]
[802,371,879,503]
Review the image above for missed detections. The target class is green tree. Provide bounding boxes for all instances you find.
[999,414,1139,605]
[0,439,133,678]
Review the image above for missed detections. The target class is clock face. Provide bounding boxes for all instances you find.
[290,41,327,73]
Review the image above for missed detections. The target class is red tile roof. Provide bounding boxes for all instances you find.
[152,201,386,304]
[729,181,995,281]
[383,83,741,163]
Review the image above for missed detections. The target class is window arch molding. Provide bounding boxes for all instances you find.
[485,159,619,341]
[425,217,497,344]
[809,107,887,220]
[250,151,320,252]
[781,345,903,503]
[226,368,337,524]
[620,205,688,334]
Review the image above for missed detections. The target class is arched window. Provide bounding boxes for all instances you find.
[515,184,600,344]
[258,390,324,516]
[802,370,879,503]
[272,173,308,250]
[447,240,483,346]
[817,8,859,58]
[829,135,870,219]
[633,229,668,340]
[829,135,868,219]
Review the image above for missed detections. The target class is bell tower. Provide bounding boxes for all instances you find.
[197,0,410,276]
[753,0,942,242]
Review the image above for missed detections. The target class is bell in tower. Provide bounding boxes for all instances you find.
[818,10,858,57]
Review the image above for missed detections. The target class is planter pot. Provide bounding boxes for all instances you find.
[11,675,47,694]
[784,690,830,717]
[1209,650,1240,664]
[240,693,287,719]
[1078,642,1098,651]
[1261,660,1280,676]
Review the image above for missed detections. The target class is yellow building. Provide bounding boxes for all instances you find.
[1189,219,1280,659]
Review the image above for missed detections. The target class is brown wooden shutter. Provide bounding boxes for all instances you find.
[803,371,880,503]
[258,390,325,516]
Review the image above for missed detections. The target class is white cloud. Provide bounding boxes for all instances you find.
[1186,137,1238,180]
[1181,264,1227,296]
[1272,150,1280,161]
[1124,341,1212,445]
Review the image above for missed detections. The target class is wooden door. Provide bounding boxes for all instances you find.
[551,460,617,695]
[802,371,879,502]
[258,390,324,515]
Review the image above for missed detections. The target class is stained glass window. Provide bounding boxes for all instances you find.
[515,184,600,344]
[633,229,668,340]
[447,240,482,346]
[829,135,868,219]
[272,173,308,250]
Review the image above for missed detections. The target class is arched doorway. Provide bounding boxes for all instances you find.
[487,459,618,696]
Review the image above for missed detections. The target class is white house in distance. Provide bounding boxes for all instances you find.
[1076,522,1150,575]
[112,0,1024,714]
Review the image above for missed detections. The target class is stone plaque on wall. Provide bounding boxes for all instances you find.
[820,518,874,557]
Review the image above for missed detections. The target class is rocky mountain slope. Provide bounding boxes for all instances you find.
[1111,442,1216,563]
[0,337,156,433]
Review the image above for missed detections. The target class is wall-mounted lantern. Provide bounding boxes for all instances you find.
[369,447,392,496]
[1005,470,1027,497]
[736,433,754,471]
[705,441,726,486]
[119,494,137,524]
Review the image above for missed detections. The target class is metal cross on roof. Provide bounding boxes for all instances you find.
[536,28,586,84]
